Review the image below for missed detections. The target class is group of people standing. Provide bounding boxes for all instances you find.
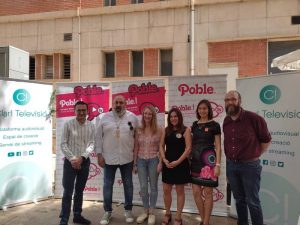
[59,90,271,225]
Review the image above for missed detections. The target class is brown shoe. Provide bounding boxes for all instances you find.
[173,218,182,225]
[161,213,172,225]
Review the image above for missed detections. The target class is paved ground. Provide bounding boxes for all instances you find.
[0,198,237,225]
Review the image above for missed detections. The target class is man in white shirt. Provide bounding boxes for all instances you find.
[96,95,138,225]
[59,101,95,225]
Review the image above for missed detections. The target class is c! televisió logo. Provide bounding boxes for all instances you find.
[259,85,281,104]
[13,89,31,105]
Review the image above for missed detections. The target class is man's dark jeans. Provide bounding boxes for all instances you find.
[59,158,90,223]
[103,161,134,212]
[226,159,263,225]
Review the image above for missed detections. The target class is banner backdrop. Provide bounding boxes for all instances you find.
[237,73,300,225]
[0,80,53,208]
[111,79,166,124]
[111,79,166,205]
[55,83,110,199]
[53,78,229,216]
[168,75,227,215]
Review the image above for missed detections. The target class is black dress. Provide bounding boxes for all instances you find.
[191,120,221,187]
[162,129,190,184]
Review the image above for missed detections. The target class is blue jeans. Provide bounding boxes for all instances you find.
[103,161,133,212]
[137,157,159,209]
[59,158,90,223]
[226,159,263,225]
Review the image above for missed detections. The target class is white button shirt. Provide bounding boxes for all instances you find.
[95,110,138,165]
[61,118,95,161]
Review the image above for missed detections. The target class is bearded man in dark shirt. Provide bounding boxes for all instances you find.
[223,90,271,225]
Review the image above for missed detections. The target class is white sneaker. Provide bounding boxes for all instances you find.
[136,212,148,224]
[148,214,155,225]
[124,210,134,223]
[100,212,112,225]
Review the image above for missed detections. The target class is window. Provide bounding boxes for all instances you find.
[132,51,143,77]
[44,55,53,79]
[104,0,116,6]
[160,49,172,76]
[131,0,143,4]
[63,33,72,41]
[29,56,35,80]
[62,54,71,79]
[104,52,115,78]
[0,52,7,77]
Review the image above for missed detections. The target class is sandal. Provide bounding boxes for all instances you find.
[173,218,182,225]
[161,213,172,225]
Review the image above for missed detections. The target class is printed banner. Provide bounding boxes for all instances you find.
[237,73,300,225]
[111,79,165,124]
[168,75,228,215]
[0,80,53,208]
[55,83,110,200]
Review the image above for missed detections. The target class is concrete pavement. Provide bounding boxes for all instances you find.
[0,199,237,225]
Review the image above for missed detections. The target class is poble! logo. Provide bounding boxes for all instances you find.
[88,163,101,180]
[178,83,214,96]
[59,99,78,108]
[128,82,159,97]
[13,89,31,105]
[259,85,281,105]
[210,101,224,118]
[87,103,103,121]
[74,85,104,98]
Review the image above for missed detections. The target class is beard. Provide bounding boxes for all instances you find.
[114,106,125,117]
[115,106,122,113]
[226,104,241,116]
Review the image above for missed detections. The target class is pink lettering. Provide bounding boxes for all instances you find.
[171,104,194,111]
[74,85,104,98]
[84,186,99,192]
[178,83,214,96]
[128,82,159,97]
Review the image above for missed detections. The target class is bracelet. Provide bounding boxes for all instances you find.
[215,163,221,167]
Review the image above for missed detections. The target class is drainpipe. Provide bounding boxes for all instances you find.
[190,0,195,76]
[77,0,82,81]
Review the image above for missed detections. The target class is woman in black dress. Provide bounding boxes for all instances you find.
[191,100,222,225]
[159,108,191,225]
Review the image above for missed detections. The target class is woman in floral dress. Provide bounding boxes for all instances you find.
[190,99,222,225]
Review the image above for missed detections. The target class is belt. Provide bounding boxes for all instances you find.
[228,157,259,163]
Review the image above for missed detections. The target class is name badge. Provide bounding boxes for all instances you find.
[176,133,182,138]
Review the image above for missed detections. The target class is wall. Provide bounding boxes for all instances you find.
[0,0,300,80]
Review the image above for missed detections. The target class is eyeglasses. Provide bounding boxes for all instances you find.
[128,122,133,131]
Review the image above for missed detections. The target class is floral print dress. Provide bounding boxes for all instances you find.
[191,120,221,187]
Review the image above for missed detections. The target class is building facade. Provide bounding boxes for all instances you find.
[1,0,300,82]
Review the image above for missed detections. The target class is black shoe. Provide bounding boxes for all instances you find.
[59,217,68,225]
[73,216,91,225]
